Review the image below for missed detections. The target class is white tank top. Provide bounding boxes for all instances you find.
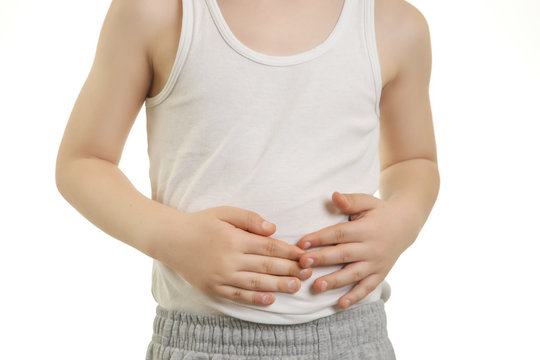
[144,0,391,324]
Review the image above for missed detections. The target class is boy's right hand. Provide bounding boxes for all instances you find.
[154,206,312,307]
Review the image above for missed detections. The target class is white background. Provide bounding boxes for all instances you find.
[1,0,539,359]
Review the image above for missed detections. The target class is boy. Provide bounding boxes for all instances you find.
[56,0,439,358]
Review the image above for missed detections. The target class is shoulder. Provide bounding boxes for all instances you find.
[375,0,432,83]
[376,0,429,30]
[107,0,180,25]
[375,0,431,48]
[104,0,182,57]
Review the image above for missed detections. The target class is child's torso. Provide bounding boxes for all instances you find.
[143,0,392,324]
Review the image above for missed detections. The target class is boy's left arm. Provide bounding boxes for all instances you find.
[297,2,439,309]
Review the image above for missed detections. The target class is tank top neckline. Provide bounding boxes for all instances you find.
[205,0,352,67]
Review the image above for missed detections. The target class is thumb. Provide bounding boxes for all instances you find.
[332,192,378,214]
[215,206,276,235]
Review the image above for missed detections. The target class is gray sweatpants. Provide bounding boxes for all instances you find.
[146,299,396,359]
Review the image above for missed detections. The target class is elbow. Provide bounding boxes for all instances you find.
[55,145,79,201]
[55,153,70,200]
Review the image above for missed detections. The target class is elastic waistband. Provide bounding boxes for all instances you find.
[150,299,388,357]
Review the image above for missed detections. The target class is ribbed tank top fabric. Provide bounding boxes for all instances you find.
[144,0,391,325]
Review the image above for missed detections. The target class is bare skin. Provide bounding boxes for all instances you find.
[56,0,438,309]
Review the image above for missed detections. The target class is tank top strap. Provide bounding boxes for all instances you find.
[145,0,195,108]
[362,0,383,117]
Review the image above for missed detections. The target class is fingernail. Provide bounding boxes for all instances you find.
[262,221,272,230]
[305,258,314,267]
[299,269,310,279]
[303,242,311,250]
[343,299,351,308]
[288,280,298,291]
[320,280,328,292]
[262,294,272,304]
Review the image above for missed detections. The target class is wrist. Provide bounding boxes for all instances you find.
[379,158,440,233]
[384,195,425,250]
[137,199,189,261]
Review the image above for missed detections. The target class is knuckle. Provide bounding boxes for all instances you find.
[262,259,274,274]
[352,270,363,282]
[334,228,346,244]
[231,288,243,301]
[250,275,262,290]
[339,247,351,263]
[265,238,278,256]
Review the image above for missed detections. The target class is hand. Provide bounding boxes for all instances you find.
[296,192,419,309]
[154,206,312,307]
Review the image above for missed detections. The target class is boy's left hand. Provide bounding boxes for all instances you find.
[296,191,420,309]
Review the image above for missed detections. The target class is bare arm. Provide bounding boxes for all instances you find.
[55,0,176,258]
[377,0,440,245]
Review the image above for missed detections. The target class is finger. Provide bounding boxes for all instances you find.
[240,254,312,280]
[227,271,302,294]
[297,221,361,250]
[332,192,379,215]
[310,261,370,293]
[243,233,306,260]
[215,206,276,236]
[337,273,381,309]
[298,242,368,268]
[213,284,276,306]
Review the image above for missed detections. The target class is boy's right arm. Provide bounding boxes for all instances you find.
[56,0,168,260]
[55,0,310,306]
